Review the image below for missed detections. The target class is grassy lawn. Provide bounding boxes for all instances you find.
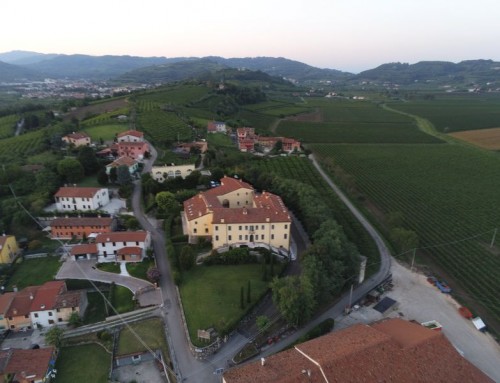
[83,124,127,141]
[55,344,110,383]
[6,256,62,290]
[179,264,269,345]
[117,318,169,357]
[83,291,108,324]
[96,262,120,274]
[110,285,135,314]
[127,259,155,280]
[76,175,101,187]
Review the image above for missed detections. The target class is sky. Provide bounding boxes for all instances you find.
[1,0,499,73]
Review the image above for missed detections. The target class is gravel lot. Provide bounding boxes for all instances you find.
[335,260,500,382]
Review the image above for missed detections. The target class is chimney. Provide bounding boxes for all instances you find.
[29,293,34,300]
[242,207,248,215]
[261,357,265,366]
[13,285,18,292]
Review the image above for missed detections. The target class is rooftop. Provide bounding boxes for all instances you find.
[117,129,144,138]
[51,216,113,227]
[95,231,148,243]
[2,347,55,382]
[54,186,105,199]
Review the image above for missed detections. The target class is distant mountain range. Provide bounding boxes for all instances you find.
[1,50,499,87]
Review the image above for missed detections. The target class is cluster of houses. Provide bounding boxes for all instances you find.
[0,347,56,383]
[207,121,301,154]
[0,281,86,332]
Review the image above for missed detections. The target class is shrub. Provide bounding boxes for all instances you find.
[203,247,257,265]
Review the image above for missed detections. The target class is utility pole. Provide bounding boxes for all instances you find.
[347,284,353,311]
[410,248,416,271]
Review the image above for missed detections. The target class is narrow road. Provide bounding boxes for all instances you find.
[132,146,217,382]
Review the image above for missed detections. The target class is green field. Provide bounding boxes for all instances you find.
[179,264,269,345]
[109,285,135,314]
[0,114,17,139]
[136,109,191,143]
[6,256,62,290]
[312,143,500,323]
[388,94,500,133]
[117,318,169,357]
[83,124,127,141]
[55,344,110,383]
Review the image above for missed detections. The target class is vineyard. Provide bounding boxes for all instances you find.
[388,94,500,133]
[252,156,379,274]
[311,143,500,324]
[243,100,311,117]
[277,121,443,144]
[136,85,210,106]
[0,129,48,160]
[0,114,17,139]
[136,109,191,143]
[80,107,129,127]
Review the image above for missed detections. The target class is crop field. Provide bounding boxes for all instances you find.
[449,127,500,150]
[83,124,127,142]
[236,109,277,131]
[277,121,443,144]
[0,129,47,159]
[80,107,129,127]
[65,98,128,121]
[388,94,500,132]
[137,85,210,106]
[0,114,17,139]
[311,143,500,324]
[252,156,379,273]
[136,109,191,143]
[243,100,311,117]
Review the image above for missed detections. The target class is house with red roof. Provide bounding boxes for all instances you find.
[0,293,15,333]
[116,141,149,160]
[0,347,56,383]
[223,318,493,383]
[94,231,151,262]
[62,132,91,147]
[50,216,115,239]
[207,121,227,134]
[183,177,291,252]
[117,129,144,143]
[54,186,110,212]
[105,155,139,175]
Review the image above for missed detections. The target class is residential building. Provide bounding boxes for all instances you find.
[50,216,114,239]
[0,293,15,333]
[183,177,291,252]
[0,234,19,264]
[70,243,98,261]
[174,141,208,154]
[62,132,91,147]
[0,347,56,383]
[117,129,144,143]
[105,156,139,175]
[54,186,110,212]
[3,281,87,331]
[207,121,227,134]
[151,163,195,182]
[236,127,255,140]
[257,136,301,152]
[94,231,151,262]
[116,141,149,160]
[223,318,493,383]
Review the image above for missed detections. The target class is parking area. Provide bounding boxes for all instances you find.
[112,360,165,383]
[1,328,48,350]
[336,260,500,382]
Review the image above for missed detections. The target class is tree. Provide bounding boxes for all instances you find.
[35,168,61,195]
[116,165,132,185]
[77,146,99,175]
[146,266,161,284]
[109,167,117,183]
[256,315,269,331]
[179,245,196,271]
[390,227,419,253]
[271,275,315,326]
[155,191,179,213]
[97,168,109,186]
[68,312,82,327]
[57,158,84,183]
[45,326,64,348]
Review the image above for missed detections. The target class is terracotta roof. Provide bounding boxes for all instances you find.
[0,292,15,315]
[223,318,494,383]
[51,217,113,228]
[118,141,148,148]
[0,235,15,248]
[117,130,144,138]
[6,286,39,317]
[64,132,89,140]
[4,347,55,382]
[95,231,148,243]
[55,290,82,309]
[212,206,290,224]
[54,187,104,198]
[70,244,98,255]
[117,246,142,255]
[30,281,66,312]
[106,156,137,168]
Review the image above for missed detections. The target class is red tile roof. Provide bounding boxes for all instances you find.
[0,292,15,315]
[223,318,494,383]
[30,281,66,312]
[70,243,98,255]
[95,231,148,243]
[117,246,142,255]
[55,291,83,309]
[51,217,113,228]
[6,286,39,317]
[4,347,55,382]
[117,130,144,138]
[54,187,104,198]
[64,132,89,140]
[107,156,137,168]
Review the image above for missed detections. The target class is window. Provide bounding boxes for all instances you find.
[261,225,265,230]
[250,225,254,231]
[194,228,197,234]
[215,235,219,241]
[72,307,76,312]
[205,228,209,234]
[24,315,29,318]
[245,226,248,230]
[34,313,39,318]
[261,235,265,240]
[271,225,275,229]
[245,235,248,240]
[228,235,232,241]
[271,234,275,240]
[285,224,288,229]
[284,234,288,239]
[239,226,242,230]
[58,318,63,322]
[215,226,219,231]
[239,235,242,240]
[56,309,60,313]
[48,312,53,317]
[49,320,54,324]
[228,226,232,231]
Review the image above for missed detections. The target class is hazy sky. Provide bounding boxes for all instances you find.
[2,0,499,73]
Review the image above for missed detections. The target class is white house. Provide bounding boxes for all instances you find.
[117,130,144,142]
[54,187,110,212]
[207,121,227,134]
[151,163,195,182]
[95,231,151,262]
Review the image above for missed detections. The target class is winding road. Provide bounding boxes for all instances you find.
[132,143,392,382]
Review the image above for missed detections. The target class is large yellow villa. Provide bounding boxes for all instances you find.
[182,177,291,253]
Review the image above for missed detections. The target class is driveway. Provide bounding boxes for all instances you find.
[56,259,161,307]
